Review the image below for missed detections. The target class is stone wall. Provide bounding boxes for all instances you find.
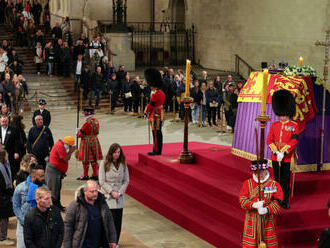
[185,0,330,88]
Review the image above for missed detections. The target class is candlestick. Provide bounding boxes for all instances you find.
[261,69,269,115]
[185,59,191,97]
[299,56,303,67]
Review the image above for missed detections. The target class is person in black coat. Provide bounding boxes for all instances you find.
[89,66,104,107]
[0,149,14,245]
[205,81,219,127]
[27,115,54,168]
[24,188,64,248]
[107,73,119,112]
[62,42,72,77]
[121,72,132,112]
[2,74,15,111]
[9,60,22,75]
[131,76,141,114]
[116,65,125,94]
[10,115,26,161]
[81,65,92,100]
[0,115,19,178]
[54,39,64,76]
[214,75,223,120]
[52,23,62,40]
[32,99,51,127]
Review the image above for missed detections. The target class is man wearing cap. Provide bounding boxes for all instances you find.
[144,68,166,156]
[239,160,283,248]
[267,89,298,209]
[27,115,54,168]
[32,99,51,127]
[76,107,103,180]
[45,136,76,211]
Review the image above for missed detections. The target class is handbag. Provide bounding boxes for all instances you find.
[125,92,132,98]
[209,102,218,107]
[190,103,196,109]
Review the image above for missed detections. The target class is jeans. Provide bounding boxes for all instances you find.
[191,104,201,123]
[74,74,81,92]
[201,104,207,123]
[16,223,25,248]
[89,88,101,106]
[48,62,53,75]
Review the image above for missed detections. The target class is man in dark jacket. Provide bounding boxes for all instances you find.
[107,73,119,112]
[81,65,92,100]
[0,115,19,178]
[27,115,54,168]
[32,99,51,127]
[131,76,141,114]
[23,187,64,248]
[89,66,104,107]
[64,180,117,248]
[206,81,219,127]
[52,23,62,40]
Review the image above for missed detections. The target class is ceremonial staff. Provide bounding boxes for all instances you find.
[74,89,82,158]
[255,69,271,248]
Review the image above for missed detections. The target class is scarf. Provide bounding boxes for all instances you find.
[26,176,39,207]
[0,161,12,189]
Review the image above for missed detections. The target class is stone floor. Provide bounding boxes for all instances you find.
[5,109,234,248]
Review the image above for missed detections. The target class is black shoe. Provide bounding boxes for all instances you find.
[148,152,161,156]
[77,176,89,180]
[281,201,290,209]
[90,176,98,181]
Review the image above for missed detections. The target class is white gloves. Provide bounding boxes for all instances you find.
[252,200,264,209]
[258,207,268,215]
[276,151,284,162]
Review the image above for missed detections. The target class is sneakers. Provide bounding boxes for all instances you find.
[0,239,15,245]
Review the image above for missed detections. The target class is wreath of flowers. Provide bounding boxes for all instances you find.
[283,65,317,77]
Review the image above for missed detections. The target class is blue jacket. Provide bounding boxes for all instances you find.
[13,180,47,225]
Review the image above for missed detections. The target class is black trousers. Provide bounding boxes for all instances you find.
[272,161,291,204]
[208,106,217,126]
[123,97,132,112]
[133,98,140,113]
[110,208,123,244]
[152,121,163,154]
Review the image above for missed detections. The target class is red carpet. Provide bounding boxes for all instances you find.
[123,142,330,248]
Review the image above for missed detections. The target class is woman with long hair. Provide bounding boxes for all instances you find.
[99,143,129,247]
[14,153,37,187]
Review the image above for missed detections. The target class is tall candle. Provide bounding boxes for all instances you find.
[299,56,303,67]
[261,69,269,115]
[185,59,191,97]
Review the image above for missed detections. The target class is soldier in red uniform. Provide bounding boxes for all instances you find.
[267,89,298,209]
[76,107,103,180]
[144,68,166,156]
[239,160,283,248]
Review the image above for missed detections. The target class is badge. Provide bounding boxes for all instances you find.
[285,126,295,132]
[264,186,277,194]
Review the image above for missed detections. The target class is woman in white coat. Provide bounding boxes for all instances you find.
[99,143,129,247]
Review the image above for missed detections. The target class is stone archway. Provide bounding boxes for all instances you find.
[168,0,186,25]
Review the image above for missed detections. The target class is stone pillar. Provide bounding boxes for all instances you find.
[104,32,135,71]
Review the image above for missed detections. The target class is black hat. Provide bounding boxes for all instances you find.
[38,99,46,105]
[250,159,269,171]
[144,68,163,88]
[83,106,94,116]
[272,89,296,118]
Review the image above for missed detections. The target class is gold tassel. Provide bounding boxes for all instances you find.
[259,241,267,248]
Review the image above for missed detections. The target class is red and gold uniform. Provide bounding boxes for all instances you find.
[267,120,298,163]
[145,89,166,155]
[239,173,283,248]
[267,120,298,207]
[77,116,103,179]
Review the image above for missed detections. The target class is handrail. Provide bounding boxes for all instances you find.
[235,54,255,80]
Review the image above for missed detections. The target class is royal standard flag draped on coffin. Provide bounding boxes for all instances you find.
[238,72,316,132]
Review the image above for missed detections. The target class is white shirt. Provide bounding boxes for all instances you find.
[40,109,44,114]
[1,126,8,144]
[76,60,82,75]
